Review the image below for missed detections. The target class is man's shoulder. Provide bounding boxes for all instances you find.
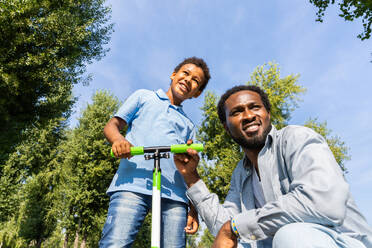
[278,125,318,138]
[276,125,324,147]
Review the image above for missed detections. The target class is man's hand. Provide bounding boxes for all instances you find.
[111,138,133,159]
[212,221,238,248]
[185,204,199,234]
[173,140,201,187]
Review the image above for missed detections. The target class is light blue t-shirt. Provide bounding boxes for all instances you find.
[107,89,196,203]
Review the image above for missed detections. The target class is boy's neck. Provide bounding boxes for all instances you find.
[166,88,182,106]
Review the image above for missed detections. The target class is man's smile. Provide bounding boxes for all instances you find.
[242,122,260,133]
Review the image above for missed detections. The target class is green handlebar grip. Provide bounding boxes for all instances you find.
[171,144,203,153]
[130,146,144,155]
[110,147,145,158]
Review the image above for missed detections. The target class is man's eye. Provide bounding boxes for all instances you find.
[231,110,240,116]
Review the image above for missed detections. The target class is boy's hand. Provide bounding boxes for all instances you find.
[112,138,133,159]
[185,204,199,234]
[174,140,201,187]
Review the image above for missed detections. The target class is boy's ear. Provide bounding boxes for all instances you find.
[170,72,176,81]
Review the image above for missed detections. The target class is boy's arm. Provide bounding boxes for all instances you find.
[185,203,199,234]
[104,117,133,158]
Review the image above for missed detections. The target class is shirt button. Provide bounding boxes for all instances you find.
[250,235,256,240]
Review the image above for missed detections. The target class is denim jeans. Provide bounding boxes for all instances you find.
[238,223,366,248]
[99,191,188,248]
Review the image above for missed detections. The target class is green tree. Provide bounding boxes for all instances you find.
[0,116,69,247]
[197,62,349,204]
[309,0,372,40]
[49,90,121,247]
[197,229,214,248]
[0,0,113,164]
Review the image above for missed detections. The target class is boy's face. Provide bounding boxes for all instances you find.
[169,63,205,105]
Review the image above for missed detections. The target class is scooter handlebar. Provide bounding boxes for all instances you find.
[110,144,203,158]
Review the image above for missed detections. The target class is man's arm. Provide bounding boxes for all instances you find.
[103,117,132,158]
[174,150,242,237]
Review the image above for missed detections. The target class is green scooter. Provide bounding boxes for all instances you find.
[111,143,203,248]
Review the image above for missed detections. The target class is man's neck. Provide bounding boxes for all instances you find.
[243,147,261,179]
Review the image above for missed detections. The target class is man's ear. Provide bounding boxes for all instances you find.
[223,122,230,134]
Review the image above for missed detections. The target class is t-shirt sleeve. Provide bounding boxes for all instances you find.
[188,126,196,142]
[114,89,146,123]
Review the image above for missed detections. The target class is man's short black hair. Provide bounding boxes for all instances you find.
[173,57,211,92]
[217,85,271,124]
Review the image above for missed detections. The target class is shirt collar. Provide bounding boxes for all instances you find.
[242,124,275,172]
[266,124,275,147]
[155,88,184,111]
[155,88,169,100]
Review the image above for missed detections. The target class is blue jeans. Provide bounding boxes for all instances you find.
[99,191,188,248]
[239,223,366,248]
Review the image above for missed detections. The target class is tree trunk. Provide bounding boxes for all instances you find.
[80,233,87,248]
[74,219,81,248]
[63,232,69,248]
[73,230,79,248]
[36,238,42,248]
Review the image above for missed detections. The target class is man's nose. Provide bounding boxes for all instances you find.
[242,108,255,120]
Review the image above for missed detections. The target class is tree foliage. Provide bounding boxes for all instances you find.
[49,90,121,247]
[0,0,113,163]
[197,229,214,248]
[0,116,69,247]
[309,0,372,40]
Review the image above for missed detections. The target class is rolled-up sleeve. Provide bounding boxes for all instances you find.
[186,167,242,236]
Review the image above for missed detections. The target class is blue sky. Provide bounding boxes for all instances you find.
[72,1,372,224]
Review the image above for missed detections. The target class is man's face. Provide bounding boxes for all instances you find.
[169,63,205,105]
[224,90,271,150]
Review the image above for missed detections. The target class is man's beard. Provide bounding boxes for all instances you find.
[230,124,272,150]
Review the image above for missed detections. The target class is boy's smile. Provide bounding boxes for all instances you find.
[167,63,205,105]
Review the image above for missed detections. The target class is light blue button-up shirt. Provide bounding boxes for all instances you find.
[107,89,196,203]
[187,125,372,247]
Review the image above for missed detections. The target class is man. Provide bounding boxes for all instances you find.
[175,85,372,248]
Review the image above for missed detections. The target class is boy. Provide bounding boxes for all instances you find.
[99,57,211,248]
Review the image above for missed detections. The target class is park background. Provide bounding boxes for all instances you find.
[74,0,371,222]
[1,0,371,247]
